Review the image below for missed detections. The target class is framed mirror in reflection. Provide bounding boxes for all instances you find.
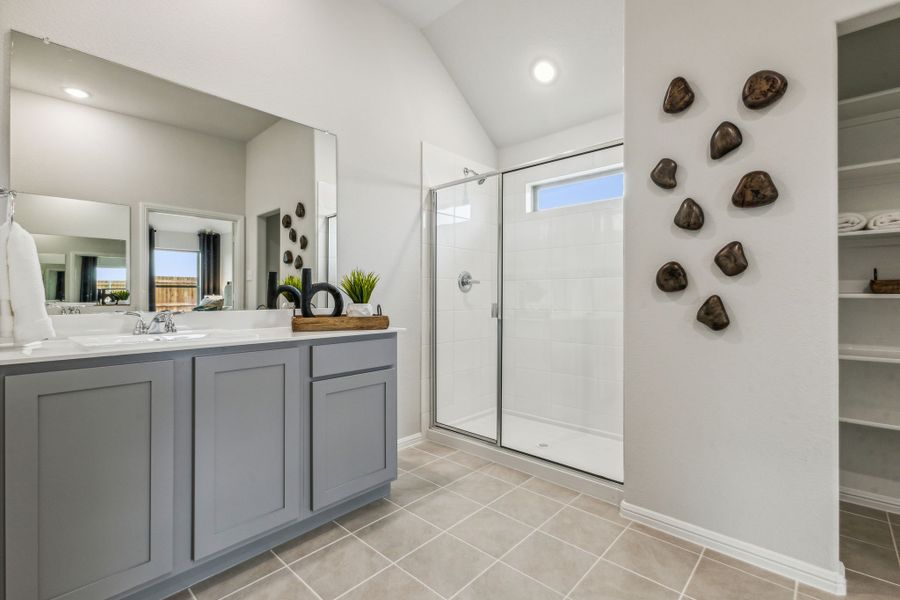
[9,30,338,313]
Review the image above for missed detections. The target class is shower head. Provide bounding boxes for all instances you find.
[463,167,486,185]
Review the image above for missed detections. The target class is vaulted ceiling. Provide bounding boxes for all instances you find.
[377,0,624,148]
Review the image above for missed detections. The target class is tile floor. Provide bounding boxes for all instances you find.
[168,441,900,600]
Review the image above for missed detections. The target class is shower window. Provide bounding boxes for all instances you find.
[530,167,624,212]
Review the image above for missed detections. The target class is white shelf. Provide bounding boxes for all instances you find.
[839,157,900,186]
[838,228,900,239]
[840,410,900,432]
[839,344,900,364]
[839,86,900,122]
[840,293,900,299]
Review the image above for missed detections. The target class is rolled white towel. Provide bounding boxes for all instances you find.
[0,221,55,344]
[867,211,900,230]
[838,212,867,232]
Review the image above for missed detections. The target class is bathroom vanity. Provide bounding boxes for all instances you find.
[1,326,399,600]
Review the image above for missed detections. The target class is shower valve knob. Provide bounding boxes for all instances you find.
[458,271,480,293]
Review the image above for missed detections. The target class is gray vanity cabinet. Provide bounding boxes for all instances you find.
[4,361,175,600]
[193,348,302,559]
[311,368,397,510]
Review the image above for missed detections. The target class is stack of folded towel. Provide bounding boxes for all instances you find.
[0,220,55,345]
[839,210,900,233]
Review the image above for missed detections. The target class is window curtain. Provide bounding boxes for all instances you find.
[79,256,98,302]
[54,271,65,301]
[148,227,157,311]
[198,231,221,298]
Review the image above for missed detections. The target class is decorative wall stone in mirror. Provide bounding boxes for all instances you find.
[656,261,688,292]
[289,228,297,243]
[715,241,748,276]
[651,158,677,189]
[742,70,788,109]
[732,171,778,207]
[294,255,303,269]
[295,202,306,218]
[674,198,704,230]
[697,295,730,331]
[283,250,294,264]
[281,214,292,228]
[299,235,308,250]
[710,121,742,159]
[663,77,694,113]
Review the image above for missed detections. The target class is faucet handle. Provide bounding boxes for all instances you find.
[124,311,148,335]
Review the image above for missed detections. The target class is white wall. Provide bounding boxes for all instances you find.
[0,0,496,440]
[623,0,898,584]
[498,114,623,169]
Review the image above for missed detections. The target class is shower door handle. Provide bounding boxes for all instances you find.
[491,303,499,318]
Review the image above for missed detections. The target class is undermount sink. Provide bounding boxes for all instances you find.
[70,331,213,348]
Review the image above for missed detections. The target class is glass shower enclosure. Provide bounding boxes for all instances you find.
[430,141,624,482]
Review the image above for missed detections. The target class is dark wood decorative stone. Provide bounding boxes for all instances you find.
[674,198,704,230]
[281,214,292,228]
[656,261,688,292]
[294,255,303,269]
[715,241,748,276]
[697,295,730,331]
[295,202,306,218]
[299,235,308,250]
[282,250,293,264]
[651,158,677,189]
[742,70,788,109]
[710,121,742,159]
[289,228,297,243]
[663,77,694,113]
[732,171,778,208]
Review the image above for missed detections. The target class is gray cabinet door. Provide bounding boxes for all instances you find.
[193,348,302,559]
[5,361,175,600]
[311,368,397,510]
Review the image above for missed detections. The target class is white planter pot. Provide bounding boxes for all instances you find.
[346,303,375,317]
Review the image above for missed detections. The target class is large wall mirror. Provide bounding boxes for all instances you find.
[9,30,337,313]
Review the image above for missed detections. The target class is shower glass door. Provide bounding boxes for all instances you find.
[432,174,500,442]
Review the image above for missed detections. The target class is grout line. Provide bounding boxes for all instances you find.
[699,550,797,592]
[562,521,632,599]
[350,529,449,599]
[845,567,900,589]
[793,579,799,600]
[214,566,291,600]
[677,547,704,600]
[888,513,900,567]
[189,588,199,600]
[840,508,889,524]
[271,550,325,600]
[839,532,897,552]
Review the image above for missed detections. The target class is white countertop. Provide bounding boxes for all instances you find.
[0,312,401,366]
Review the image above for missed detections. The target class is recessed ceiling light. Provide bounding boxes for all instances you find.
[532,60,558,84]
[63,87,90,99]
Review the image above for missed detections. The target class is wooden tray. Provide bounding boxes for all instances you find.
[870,279,900,294]
[292,315,390,332]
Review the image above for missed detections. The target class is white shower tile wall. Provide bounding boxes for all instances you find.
[502,148,624,439]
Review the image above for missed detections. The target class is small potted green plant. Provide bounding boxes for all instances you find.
[110,290,130,304]
[340,269,380,316]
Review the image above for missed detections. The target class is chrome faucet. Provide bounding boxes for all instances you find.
[148,310,179,334]
[125,311,149,335]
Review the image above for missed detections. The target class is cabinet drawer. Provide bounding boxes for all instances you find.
[311,336,396,378]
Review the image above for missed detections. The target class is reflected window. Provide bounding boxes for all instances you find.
[154,250,199,311]
[531,168,624,211]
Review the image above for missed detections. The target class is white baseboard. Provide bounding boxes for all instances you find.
[620,501,846,596]
[841,486,900,514]
[398,432,424,450]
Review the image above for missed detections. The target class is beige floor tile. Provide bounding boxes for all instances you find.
[448,471,515,504]
[570,494,630,526]
[479,463,532,485]
[685,557,793,600]
[389,473,439,507]
[164,591,192,600]
[412,458,472,486]
[225,569,318,600]
[447,451,491,470]
[841,512,896,549]
[339,566,441,600]
[274,522,348,564]
[604,529,700,591]
[630,523,702,553]
[450,508,533,558]
[355,509,441,561]
[702,549,794,589]
[398,533,495,597]
[522,478,580,503]
[457,562,562,600]
[414,440,457,457]
[800,570,900,599]
[841,502,888,522]
[541,506,625,556]
[570,559,679,600]
[334,498,399,532]
[841,536,900,585]
[406,489,481,529]
[503,532,595,594]
[399,447,439,471]
[192,551,282,600]
[490,488,563,527]
[290,536,389,600]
